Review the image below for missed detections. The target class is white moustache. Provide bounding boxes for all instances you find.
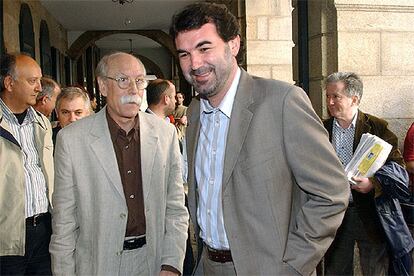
[120,95,142,106]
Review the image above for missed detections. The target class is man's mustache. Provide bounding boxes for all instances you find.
[120,95,142,105]
[191,66,213,76]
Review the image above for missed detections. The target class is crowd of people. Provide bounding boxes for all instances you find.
[0,2,413,276]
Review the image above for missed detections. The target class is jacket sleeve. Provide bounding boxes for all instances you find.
[161,126,189,274]
[49,131,77,276]
[281,87,350,275]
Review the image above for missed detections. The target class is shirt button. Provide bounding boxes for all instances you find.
[125,145,129,149]
[207,209,211,215]
[129,194,135,199]
[127,170,132,174]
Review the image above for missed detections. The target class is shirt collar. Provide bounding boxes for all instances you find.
[0,98,35,125]
[200,67,241,118]
[147,108,170,122]
[106,110,139,139]
[333,110,358,130]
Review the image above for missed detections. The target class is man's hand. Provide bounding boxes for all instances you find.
[160,270,179,276]
[351,176,374,193]
[177,115,187,126]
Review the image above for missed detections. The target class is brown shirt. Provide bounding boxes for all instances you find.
[107,112,146,237]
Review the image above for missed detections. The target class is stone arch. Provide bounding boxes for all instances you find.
[68,30,175,60]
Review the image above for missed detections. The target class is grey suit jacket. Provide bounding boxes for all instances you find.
[50,107,189,275]
[186,70,349,275]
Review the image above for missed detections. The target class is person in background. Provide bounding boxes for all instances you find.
[404,122,414,194]
[146,78,177,121]
[52,86,91,144]
[403,122,414,275]
[323,71,405,275]
[173,91,188,142]
[33,77,61,118]
[170,3,349,275]
[0,53,54,275]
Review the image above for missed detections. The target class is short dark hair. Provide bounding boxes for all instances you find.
[0,53,17,92]
[169,3,240,42]
[147,79,171,106]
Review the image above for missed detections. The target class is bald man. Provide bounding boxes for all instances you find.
[0,53,54,275]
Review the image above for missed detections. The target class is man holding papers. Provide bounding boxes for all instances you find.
[323,72,404,275]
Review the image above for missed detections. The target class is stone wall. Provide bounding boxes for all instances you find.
[335,0,414,148]
[245,0,294,83]
[3,0,67,62]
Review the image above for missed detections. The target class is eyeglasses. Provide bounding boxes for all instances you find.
[104,76,148,90]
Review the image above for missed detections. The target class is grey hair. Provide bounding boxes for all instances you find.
[326,72,363,103]
[95,51,146,78]
[56,86,91,111]
[37,77,60,100]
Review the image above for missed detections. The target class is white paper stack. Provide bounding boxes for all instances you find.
[345,133,392,185]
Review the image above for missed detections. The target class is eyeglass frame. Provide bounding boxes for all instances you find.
[103,76,149,90]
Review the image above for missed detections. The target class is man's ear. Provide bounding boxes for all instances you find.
[164,94,169,105]
[41,95,49,105]
[228,35,241,56]
[3,75,14,92]
[352,95,359,106]
[97,77,107,97]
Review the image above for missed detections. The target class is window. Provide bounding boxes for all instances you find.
[39,20,52,76]
[19,3,35,57]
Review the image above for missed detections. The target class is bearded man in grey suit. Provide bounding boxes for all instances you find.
[170,3,350,276]
[50,52,189,276]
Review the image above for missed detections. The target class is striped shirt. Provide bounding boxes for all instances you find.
[0,99,49,218]
[332,112,358,202]
[195,68,241,250]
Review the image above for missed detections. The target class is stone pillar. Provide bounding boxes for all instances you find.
[302,0,338,117]
[245,0,294,83]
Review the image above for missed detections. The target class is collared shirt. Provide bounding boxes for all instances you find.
[332,112,358,202]
[146,108,170,123]
[0,99,48,218]
[107,112,146,237]
[195,68,241,250]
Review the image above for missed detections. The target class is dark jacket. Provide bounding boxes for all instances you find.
[324,110,405,240]
[374,161,414,275]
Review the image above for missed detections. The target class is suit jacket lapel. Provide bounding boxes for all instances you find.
[186,97,201,237]
[90,108,125,200]
[139,113,158,200]
[222,70,254,191]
